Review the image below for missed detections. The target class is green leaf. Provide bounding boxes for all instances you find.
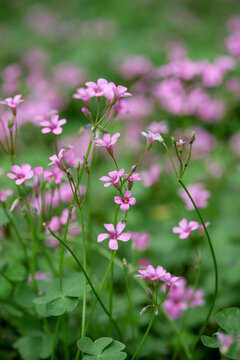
[45,296,78,316]
[14,336,41,360]
[216,308,240,336]
[78,337,126,360]
[201,335,219,348]
[5,263,26,282]
[17,317,42,337]
[77,337,113,355]
[14,284,37,308]
[40,335,54,359]
[0,209,9,226]
[0,276,12,300]
[62,272,86,297]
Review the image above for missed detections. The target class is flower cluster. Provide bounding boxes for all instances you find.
[136,264,180,287]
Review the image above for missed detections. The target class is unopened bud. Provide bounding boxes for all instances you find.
[140,306,148,316]
[81,107,91,120]
[76,160,81,173]
[131,164,137,172]
[155,308,159,316]
[8,117,14,129]
[171,136,177,146]
[9,197,20,212]
[122,258,127,267]
[190,131,196,144]
[85,161,90,174]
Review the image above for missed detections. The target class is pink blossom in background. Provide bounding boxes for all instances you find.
[198,221,210,234]
[114,190,136,211]
[132,232,150,251]
[138,258,150,267]
[7,164,34,185]
[43,166,63,184]
[173,218,199,239]
[94,132,120,152]
[53,64,85,89]
[226,77,240,92]
[227,16,240,32]
[217,333,234,352]
[49,149,65,170]
[31,166,43,188]
[97,222,131,250]
[191,127,216,158]
[226,31,240,58]
[119,55,152,79]
[140,164,160,187]
[0,190,13,202]
[2,64,21,94]
[60,208,76,225]
[46,216,61,233]
[162,277,205,319]
[141,131,161,144]
[100,168,124,187]
[229,131,240,155]
[28,271,52,284]
[178,183,211,210]
[118,96,154,119]
[147,120,168,134]
[62,131,92,168]
[39,112,67,135]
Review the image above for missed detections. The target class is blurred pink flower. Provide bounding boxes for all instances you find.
[49,149,65,170]
[7,164,34,185]
[43,166,63,184]
[0,189,13,202]
[132,232,150,251]
[173,218,199,239]
[0,94,24,114]
[119,55,152,79]
[141,131,161,144]
[178,183,211,210]
[147,121,168,134]
[217,333,234,352]
[39,112,67,135]
[100,169,124,187]
[140,165,160,187]
[97,222,131,250]
[94,132,120,152]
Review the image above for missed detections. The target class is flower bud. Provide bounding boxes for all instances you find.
[190,131,196,144]
[171,136,177,146]
[81,107,91,120]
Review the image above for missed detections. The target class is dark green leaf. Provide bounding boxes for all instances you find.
[216,308,240,336]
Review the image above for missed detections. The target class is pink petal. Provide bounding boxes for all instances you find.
[53,127,63,135]
[99,176,110,181]
[125,190,132,198]
[103,223,115,233]
[179,218,187,229]
[129,197,136,205]
[108,239,118,250]
[58,119,67,126]
[97,233,110,242]
[116,221,126,234]
[189,221,199,231]
[7,173,17,179]
[179,232,189,239]
[10,165,21,174]
[114,196,122,204]
[16,178,25,185]
[120,203,129,211]
[118,232,131,242]
[172,227,181,233]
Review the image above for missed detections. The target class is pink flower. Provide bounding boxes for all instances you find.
[7,164,34,185]
[173,218,199,239]
[136,265,156,281]
[178,183,211,210]
[138,258,150,267]
[114,190,136,211]
[217,333,234,352]
[85,78,111,97]
[106,82,132,103]
[43,166,63,184]
[141,165,160,187]
[97,222,131,250]
[132,232,150,251]
[94,132,120,152]
[40,113,67,135]
[141,131,161,144]
[147,121,168,134]
[163,272,181,287]
[123,173,143,185]
[0,94,24,114]
[176,139,185,148]
[0,189,13,202]
[28,271,52,284]
[46,216,61,233]
[100,168,124,187]
[73,87,94,104]
[48,149,65,170]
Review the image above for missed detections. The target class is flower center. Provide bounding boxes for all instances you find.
[123,199,128,203]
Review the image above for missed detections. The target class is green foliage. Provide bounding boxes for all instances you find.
[33,272,89,316]
[77,337,127,360]
[0,209,9,226]
[202,308,240,359]
[13,335,54,360]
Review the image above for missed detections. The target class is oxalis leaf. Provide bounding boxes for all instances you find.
[77,337,127,360]
[14,335,54,360]
[33,273,89,316]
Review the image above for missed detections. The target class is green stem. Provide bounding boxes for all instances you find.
[79,206,87,342]
[162,142,178,178]
[131,310,155,360]
[51,317,61,360]
[48,228,123,341]
[123,262,136,347]
[59,206,73,289]
[62,315,69,360]
[178,179,218,352]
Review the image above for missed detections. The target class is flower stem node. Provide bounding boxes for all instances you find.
[8,117,15,129]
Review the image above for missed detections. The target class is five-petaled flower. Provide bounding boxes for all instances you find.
[97,222,131,250]
[0,94,24,115]
[173,218,199,239]
[114,190,136,211]
[7,164,34,185]
[100,169,124,187]
[106,82,132,103]
[40,113,67,135]
[141,131,162,144]
[85,78,111,97]
[48,149,65,170]
[94,132,120,153]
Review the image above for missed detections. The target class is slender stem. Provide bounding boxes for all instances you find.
[162,142,178,178]
[181,142,193,178]
[171,258,203,360]
[54,135,58,154]
[123,148,149,184]
[1,203,29,272]
[123,262,136,347]
[178,179,218,352]
[62,315,69,360]
[59,206,73,289]
[131,310,155,360]
[51,317,61,360]
[48,228,123,341]
[78,206,87,342]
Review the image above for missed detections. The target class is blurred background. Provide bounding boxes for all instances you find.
[1,0,240,359]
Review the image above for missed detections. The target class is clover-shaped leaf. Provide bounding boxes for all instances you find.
[14,335,54,360]
[33,273,89,316]
[202,308,240,359]
[77,337,126,360]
